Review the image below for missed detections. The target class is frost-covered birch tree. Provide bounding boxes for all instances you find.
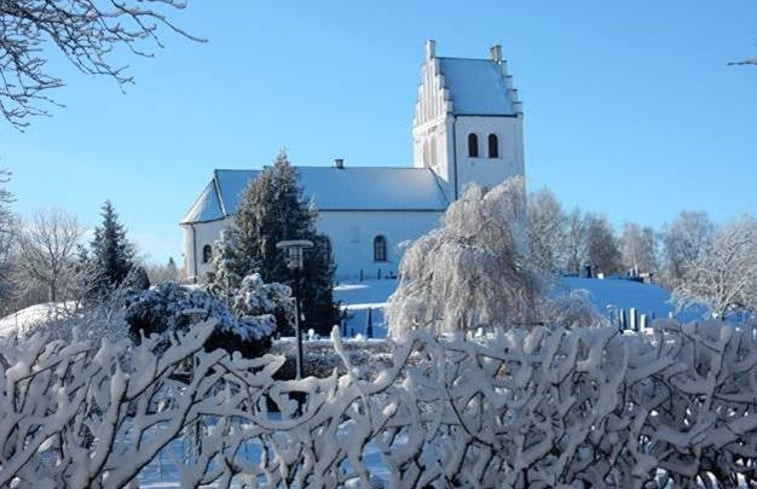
[673,214,757,319]
[387,177,544,336]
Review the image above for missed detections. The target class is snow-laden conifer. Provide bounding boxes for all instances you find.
[90,200,137,296]
[207,151,338,334]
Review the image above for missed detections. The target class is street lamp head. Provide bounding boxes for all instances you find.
[276,239,314,270]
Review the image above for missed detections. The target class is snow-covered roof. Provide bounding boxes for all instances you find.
[182,180,226,223]
[181,167,449,224]
[438,57,515,116]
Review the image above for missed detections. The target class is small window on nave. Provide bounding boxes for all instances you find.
[488,134,499,158]
[202,244,212,264]
[373,235,387,262]
[468,133,479,158]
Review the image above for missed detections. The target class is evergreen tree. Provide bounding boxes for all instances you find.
[207,151,338,334]
[90,200,135,294]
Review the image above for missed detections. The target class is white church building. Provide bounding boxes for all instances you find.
[180,41,525,281]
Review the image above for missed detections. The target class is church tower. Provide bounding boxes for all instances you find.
[412,40,525,200]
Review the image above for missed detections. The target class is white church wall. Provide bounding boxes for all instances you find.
[184,211,443,283]
[182,218,229,281]
[453,115,524,196]
[316,210,443,280]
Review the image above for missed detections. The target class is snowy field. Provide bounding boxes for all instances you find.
[333,276,702,339]
[0,302,73,338]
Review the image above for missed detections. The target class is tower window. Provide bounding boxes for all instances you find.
[488,134,499,158]
[202,244,212,264]
[373,235,387,262]
[467,133,479,157]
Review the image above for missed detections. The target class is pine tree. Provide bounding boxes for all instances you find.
[90,200,135,295]
[207,151,337,334]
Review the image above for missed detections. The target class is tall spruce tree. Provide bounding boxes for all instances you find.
[91,200,135,294]
[207,152,338,334]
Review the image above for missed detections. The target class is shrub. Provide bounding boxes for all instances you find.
[124,275,292,358]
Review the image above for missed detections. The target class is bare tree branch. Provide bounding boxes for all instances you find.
[16,208,84,302]
[0,0,204,129]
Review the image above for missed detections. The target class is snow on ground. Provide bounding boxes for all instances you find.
[557,276,702,323]
[333,276,702,338]
[0,302,72,338]
[333,279,397,338]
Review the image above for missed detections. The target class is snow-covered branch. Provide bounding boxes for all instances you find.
[3,318,757,487]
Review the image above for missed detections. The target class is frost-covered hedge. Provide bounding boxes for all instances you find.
[3,320,757,488]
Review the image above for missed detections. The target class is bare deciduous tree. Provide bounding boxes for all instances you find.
[564,208,588,274]
[0,0,201,128]
[673,214,757,320]
[0,169,15,310]
[16,209,84,302]
[661,210,714,287]
[584,213,622,275]
[619,221,657,275]
[146,256,179,285]
[527,187,568,273]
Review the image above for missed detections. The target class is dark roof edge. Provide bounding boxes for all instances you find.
[179,216,228,226]
[429,171,452,207]
[212,170,228,217]
[318,208,445,213]
[212,166,432,172]
[451,113,518,118]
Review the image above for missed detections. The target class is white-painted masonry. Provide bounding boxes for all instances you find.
[181,41,525,281]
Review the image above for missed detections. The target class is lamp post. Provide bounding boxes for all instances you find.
[276,239,313,380]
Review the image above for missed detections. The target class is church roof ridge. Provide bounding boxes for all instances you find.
[181,166,449,224]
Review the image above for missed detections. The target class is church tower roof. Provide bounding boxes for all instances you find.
[418,40,522,118]
[438,57,515,116]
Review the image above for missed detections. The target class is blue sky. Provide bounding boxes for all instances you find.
[1,1,756,265]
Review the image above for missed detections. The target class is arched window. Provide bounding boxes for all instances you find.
[468,133,479,157]
[202,244,212,264]
[373,235,387,262]
[488,134,499,158]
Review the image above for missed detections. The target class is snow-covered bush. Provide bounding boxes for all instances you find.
[229,272,295,334]
[5,318,757,488]
[124,278,290,358]
[541,288,609,328]
[0,321,224,488]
